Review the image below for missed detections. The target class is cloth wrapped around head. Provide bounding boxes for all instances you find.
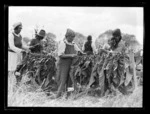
[65,28,75,37]
[13,22,22,29]
[112,28,121,37]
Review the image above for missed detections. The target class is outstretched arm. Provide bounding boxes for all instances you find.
[92,42,98,54]
[74,43,86,54]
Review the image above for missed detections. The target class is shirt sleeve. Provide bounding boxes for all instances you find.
[103,43,110,50]
[92,42,97,53]
[29,39,35,46]
[58,41,66,56]
[74,43,81,52]
[9,33,22,53]
[82,42,85,51]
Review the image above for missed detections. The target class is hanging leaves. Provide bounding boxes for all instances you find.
[70,48,136,96]
[18,45,140,97]
[19,52,57,92]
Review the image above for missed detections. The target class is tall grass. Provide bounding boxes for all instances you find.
[8,73,142,107]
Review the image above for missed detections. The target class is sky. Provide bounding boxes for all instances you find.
[9,6,144,45]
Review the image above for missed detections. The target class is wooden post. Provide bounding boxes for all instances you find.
[129,49,137,89]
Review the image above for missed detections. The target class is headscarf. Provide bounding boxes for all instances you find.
[13,22,22,29]
[112,29,121,37]
[110,28,122,50]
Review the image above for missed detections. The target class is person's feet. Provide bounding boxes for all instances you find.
[14,71,22,86]
[49,92,62,99]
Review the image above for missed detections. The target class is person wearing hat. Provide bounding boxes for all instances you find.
[82,35,97,55]
[108,29,137,90]
[55,28,82,98]
[109,28,126,53]
[29,29,46,53]
[13,29,46,84]
[8,22,30,77]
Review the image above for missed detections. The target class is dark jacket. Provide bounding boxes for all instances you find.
[29,39,43,53]
[83,41,93,54]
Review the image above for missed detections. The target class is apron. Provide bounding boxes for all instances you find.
[8,51,22,71]
[56,42,77,97]
[8,33,23,71]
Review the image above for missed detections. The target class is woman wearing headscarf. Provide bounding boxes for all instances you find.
[55,28,82,98]
[13,29,46,84]
[8,22,30,77]
[101,29,126,54]
[109,29,126,53]
[107,29,136,91]
[82,35,97,55]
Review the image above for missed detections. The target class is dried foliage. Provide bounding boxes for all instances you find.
[19,52,57,92]
[70,49,138,97]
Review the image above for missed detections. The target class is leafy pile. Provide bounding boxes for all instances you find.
[19,52,57,92]
[70,54,95,88]
[18,48,141,98]
[70,49,136,97]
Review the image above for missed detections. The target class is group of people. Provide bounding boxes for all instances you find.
[8,22,46,83]
[8,22,126,98]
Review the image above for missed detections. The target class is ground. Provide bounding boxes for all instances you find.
[8,73,142,107]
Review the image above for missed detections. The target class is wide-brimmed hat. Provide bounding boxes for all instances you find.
[65,28,75,37]
[36,29,46,37]
[13,22,22,29]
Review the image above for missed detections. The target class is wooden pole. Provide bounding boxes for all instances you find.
[129,49,137,89]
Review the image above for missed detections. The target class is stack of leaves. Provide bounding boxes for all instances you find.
[70,54,95,88]
[19,52,57,92]
[70,49,135,97]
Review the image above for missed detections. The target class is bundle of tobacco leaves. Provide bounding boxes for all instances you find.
[70,49,135,97]
[70,54,95,88]
[19,52,57,92]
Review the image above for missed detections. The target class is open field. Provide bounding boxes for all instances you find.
[7,73,142,107]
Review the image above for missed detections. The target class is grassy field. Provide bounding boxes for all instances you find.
[8,73,142,107]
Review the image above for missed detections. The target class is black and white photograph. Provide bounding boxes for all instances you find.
[7,6,143,107]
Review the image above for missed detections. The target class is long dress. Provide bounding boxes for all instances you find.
[8,32,23,72]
